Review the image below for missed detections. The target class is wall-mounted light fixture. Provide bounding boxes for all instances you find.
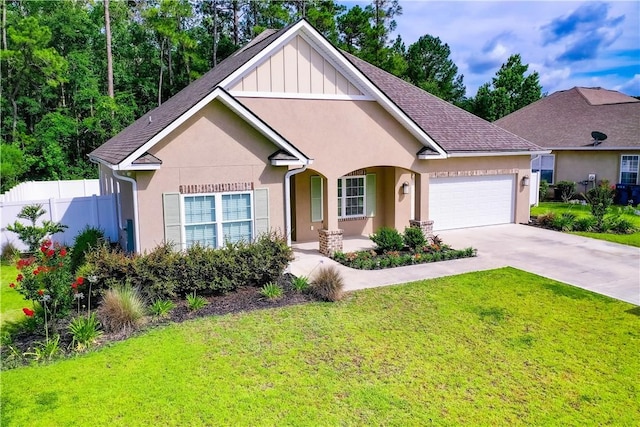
[522,175,530,186]
[402,181,410,194]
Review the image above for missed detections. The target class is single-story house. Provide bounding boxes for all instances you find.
[495,87,640,201]
[89,20,545,255]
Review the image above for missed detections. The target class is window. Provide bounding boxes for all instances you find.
[183,192,253,248]
[531,154,555,183]
[620,155,639,185]
[184,196,217,248]
[338,176,365,218]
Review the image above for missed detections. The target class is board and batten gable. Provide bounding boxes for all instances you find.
[134,99,287,252]
[230,35,365,97]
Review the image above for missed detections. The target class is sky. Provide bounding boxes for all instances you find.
[343,1,640,97]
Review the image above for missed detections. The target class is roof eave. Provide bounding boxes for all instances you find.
[447,150,551,158]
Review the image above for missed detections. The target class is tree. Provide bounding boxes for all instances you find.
[405,34,465,103]
[105,0,114,99]
[0,16,67,141]
[6,204,67,252]
[471,54,541,121]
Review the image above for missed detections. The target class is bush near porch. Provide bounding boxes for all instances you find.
[333,226,477,270]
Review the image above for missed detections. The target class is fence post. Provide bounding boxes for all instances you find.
[48,198,57,224]
[91,195,99,226]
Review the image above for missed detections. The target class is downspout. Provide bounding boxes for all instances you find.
[284,164,309,246]
[112,170,140,253]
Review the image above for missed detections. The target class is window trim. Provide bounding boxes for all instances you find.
[531,154,555,184]
[181,191,254,249]
[620,154,640,185]
[338,175,366,219]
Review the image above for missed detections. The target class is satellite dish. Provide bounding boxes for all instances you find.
[591,131,607,146]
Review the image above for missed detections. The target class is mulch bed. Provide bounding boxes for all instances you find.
[3,274,318,367]
[168,274,316,323]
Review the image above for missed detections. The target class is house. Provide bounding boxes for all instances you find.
[495,87,640,202]
[89,20,545,255]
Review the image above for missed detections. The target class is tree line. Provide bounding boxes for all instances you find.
[0,0,542,192]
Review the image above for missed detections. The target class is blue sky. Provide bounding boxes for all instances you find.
[342,1,640,97]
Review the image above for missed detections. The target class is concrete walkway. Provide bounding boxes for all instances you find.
[289,224,640,305]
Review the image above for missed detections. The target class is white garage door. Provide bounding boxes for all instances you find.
[429,175,515,230]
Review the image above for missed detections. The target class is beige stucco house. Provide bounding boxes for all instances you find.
[496,87,640,203]
[89,20,544,255]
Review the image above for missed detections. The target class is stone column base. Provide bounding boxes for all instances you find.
[319,229,343,256]
[409,220,434,240]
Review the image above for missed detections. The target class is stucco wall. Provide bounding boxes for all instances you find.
[134,99,288,252]
[554,151,633,185]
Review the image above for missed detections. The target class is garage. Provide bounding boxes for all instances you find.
[429,175,515,230]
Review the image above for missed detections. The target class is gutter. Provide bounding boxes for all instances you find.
[447,150,551,158]
[112,171,141,253]
[284,163,310,246]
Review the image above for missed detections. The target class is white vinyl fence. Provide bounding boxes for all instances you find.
[1,183,118,252]
[0,179,100,202]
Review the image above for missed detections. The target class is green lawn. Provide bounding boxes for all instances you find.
[1,262,29,324]
[531,202,640,247]
[2,268,638,426]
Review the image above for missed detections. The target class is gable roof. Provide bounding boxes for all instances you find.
[89,25,292,167]
[90,20,544,169]
[495,87,640,150]
[343,52,542,153]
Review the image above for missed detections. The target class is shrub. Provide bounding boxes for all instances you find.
[133,243,180,300]
[24,335,62,362]
[70,226,105,274]
[68,313,102,351]
[260,282,283,299]
[149,299,176,318]
[586,181,615,231]
[573,216,597,232]
[536,212,556,228]
[603,208,636,234]
[12,239,74,321]
[555,181,577,202]
[84,244,136,305]
[370,226,404,252]
[403,227,426,250]
[311,265,344,302]
[539,179,550,202]
[186,292,208,311]
[6,204,67,252]
[1,241,20,261]
[97,285,146,334]
[551,212,576,232]
[291,275,309,293]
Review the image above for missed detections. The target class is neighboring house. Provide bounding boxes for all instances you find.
[89,20,544,255]
[495,87,640,202]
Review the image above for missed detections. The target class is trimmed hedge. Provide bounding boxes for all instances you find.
[84,232,293,301]
[333,247,477,270]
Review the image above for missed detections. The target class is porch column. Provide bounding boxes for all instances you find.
[410,173,434,239]
[319,175,343,256]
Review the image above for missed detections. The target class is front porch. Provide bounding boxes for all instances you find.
[290,166,433,256]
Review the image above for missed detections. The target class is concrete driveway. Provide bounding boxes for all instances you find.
[290,224,640,305]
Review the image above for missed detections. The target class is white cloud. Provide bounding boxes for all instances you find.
[384,1,640,97]
[615,74,640,96]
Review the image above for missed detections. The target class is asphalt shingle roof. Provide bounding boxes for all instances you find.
[342,52,542,153]
[90,21,543,167]
[89,27,288,165]
[495,87,640,149]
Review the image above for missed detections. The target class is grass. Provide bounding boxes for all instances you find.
[1,268,638,425]
[531,202,640,247]
[1,262,29,324]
